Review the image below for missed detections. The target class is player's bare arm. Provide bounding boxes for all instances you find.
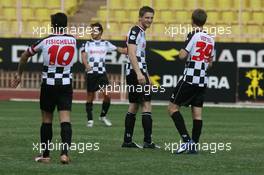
[117,47,128,54]
[178,49,189,60]
[81,52,92,72]
[208,56,213,68]
[11,51,31,88]
[128,44,146,85]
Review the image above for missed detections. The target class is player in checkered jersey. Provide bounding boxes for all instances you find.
[81,23,127,128]
[168,9,215,154]
[122,6,159,149]
[12,13,76,163]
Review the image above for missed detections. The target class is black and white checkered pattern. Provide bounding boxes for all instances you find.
[183,61,207,87]
[88,58,105,74]
[182,30,215,87]
[27,34,77,86]
[42,66,72,85]
[81,40,117,74]
[126,25,147,75]
[125,57,147,75]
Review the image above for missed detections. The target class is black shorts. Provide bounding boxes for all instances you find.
[126,70,151,103]
[169,80,206,107]
[86,73,109,92]
[40,83,73,112]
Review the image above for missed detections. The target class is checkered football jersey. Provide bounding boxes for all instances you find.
[182,30,215,87]
[126,25,147,75]
[27,34,77,86]
[80,39,117,74]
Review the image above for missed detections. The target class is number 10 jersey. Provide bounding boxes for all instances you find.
[27,34,77,86]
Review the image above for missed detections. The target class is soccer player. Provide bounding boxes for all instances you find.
[11,13,77,163]
[122,6,159,149]
[168,9,214,154]
[81,22,127,127]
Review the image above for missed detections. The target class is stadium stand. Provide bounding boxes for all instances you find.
[0,0,263,42]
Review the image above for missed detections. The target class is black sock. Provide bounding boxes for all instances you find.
[123,112,136,143]
[171,111,191,142]
[40,123,52,157]
[60,122,72,156]
[86,102,93,121]
[100,101,110,117]
[192,119,203,143]
[142,112,152,143]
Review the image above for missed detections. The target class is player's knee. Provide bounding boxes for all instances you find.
[59,111,71,123]
[86,92,94,102]
[142,102,151,112]
[128,103,139,113]
[103,93,111,102]
[192,114,202,120]
[42,111,53,123]
[168,104,179,116]
[192,107,202,120]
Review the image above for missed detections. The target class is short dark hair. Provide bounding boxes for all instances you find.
[192,9,207,26]
[91,22,103,33]
[139,6,154,17]
[51,12,67,30]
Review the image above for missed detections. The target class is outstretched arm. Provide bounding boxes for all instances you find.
[11,51,31,88]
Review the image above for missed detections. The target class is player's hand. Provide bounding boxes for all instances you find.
[147,76,152,86]
[11,74,21,88]
[137,72,146,85]
[85,66,92,72]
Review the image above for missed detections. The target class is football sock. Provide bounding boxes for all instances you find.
[100,101,110,117]
[171,111,191,142]
[60,122,72,156]
[142,112,152,144]
[86,102,93,121]
[40,123,52,158]
[123,112,136,143]
[192,119,203,143]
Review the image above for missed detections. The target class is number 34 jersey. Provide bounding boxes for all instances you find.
[183,30,215,87]
[27,34,77,86]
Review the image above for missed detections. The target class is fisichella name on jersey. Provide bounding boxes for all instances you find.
[200,35,213,43]
[45,38,76,45]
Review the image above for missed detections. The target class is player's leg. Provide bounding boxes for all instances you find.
[140,75,159,148]
[168,81,197,154]
[57,85,73,164]
[168,102,191,143]
[99,73,112,126]
[141,101,152,144]
[122,103,141,148]
[86,91,95,127]
[99,90,112,126]
[59,110,72,164]
[191,106,203,144]
[35,111,53,163]
[35,84,55,163]
[190,87,205,143]
[122,72,141,148]
[188,87,206,153]
[141,101,159,148]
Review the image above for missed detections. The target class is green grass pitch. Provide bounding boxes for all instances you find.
[0,101,263,175]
